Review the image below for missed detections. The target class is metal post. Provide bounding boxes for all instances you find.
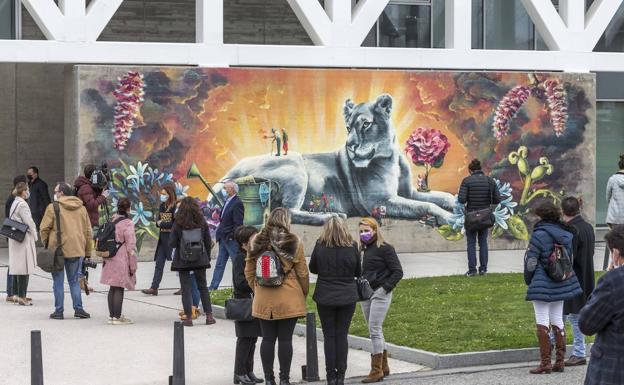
[31,330,43,385]
[171,321,185,385]
[304,312,320,382]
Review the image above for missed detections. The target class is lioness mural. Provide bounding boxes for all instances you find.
[218,94,456,225]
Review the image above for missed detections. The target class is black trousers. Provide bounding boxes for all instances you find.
[234,337,257,375]
[107,286,125,318]
[260,318,298,379]
[12,275,29,298]
[317,303,356,377]
[178,269,212,317]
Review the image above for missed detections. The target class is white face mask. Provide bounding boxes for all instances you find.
[24,191,30,200]
[53,194,59,202]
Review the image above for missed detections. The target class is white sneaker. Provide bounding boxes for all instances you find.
[107,317,114,325]
[112,316,133,325]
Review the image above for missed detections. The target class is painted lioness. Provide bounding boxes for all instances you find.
[218,94,455,225]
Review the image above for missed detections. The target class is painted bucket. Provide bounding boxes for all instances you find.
[233,177,275,228]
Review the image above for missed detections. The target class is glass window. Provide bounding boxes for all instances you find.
[596,101,624,224]
[379,3,431,48]
[595,2,624,52]
[0,0,14,39]
[484,0,533,50]
[431,0,444,48]
[472,0,484,49]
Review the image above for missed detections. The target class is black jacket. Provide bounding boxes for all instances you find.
[362,243,403,293]
[458,171,501,212]
[232,250,261,338]
[215,195,244,242]
[169,223,212,271]
[5,195,15,218]
[28,177,51,227]
[309,241,360,306]
[154,203,176,261]
[564,215,596,314]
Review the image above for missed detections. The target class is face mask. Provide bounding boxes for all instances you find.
[221,190,228,198]
[27,175,33,181]
[360,231,374,244]
[24,191,30,200]
[53,194,59,202]
[160,194,169,203]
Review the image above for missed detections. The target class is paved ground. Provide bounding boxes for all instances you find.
[1,246,605,384]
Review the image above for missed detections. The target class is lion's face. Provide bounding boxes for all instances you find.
[343,94,395,168]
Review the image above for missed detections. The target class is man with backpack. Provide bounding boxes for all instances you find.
[40,182,93,320]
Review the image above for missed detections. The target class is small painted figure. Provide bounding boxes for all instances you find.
[271,128,282,156]
[281,128,289,155]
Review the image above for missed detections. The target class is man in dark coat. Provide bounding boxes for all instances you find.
[561,197,595,366]
[209,180,244,290]
[458,159,501,277]
[26,166,51,231]
[579,225,624,385]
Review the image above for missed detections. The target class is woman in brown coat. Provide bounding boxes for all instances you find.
[245,208,309,385]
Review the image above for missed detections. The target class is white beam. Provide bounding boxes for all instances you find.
[445,0,471,49]
[521,0,567,50]
[584,0,624,51]
[196,0,223,44]
[86,0,124,41]
[21,0,64,40]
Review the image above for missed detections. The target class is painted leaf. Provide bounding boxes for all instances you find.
[507,215,529,240]
[437,225,464,241]
[135,231,146,253]
[491,225,504,239]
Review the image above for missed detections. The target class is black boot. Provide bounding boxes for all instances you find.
[234,374,255,385]
[327,370,337,385]
[248,372,264,383]
[264,373,277,385]
[336,372,345,385]
[279,376,291,385]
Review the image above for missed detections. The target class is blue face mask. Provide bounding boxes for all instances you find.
[160,194,168,203]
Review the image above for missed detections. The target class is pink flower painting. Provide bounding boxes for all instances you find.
[405,127,451,192]
[112,71,145,150]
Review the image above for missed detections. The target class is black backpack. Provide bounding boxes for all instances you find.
[95,217,127,258]
[180,228,206,262]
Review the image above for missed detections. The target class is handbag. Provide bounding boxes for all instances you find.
[356,248,374,301]
[225,297,253,321]
[37,202,64,273]
[0,204,29,242]
[464,176,496,231]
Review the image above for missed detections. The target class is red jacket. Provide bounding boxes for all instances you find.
[74,176,106,227]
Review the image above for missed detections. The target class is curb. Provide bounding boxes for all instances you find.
[212,305,590,370]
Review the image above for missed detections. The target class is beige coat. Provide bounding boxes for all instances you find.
[40,197,92,258]
[245,233,309,320]
[8,197,38,275]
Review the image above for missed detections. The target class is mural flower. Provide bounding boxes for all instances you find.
[129,201,152,226]
[492,85,530,140]
[175,182,189,198]
[112,71,145,151]
[543,79,568,137]
[405,127,451,192]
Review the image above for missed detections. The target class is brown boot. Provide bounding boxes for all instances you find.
[382,350,390,376]
[141,288,158,296]
[530,325,552,374]
[552,325,566,372]
[361,353,384,383]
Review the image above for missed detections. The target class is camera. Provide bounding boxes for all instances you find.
[90,162,111,190]
[82,258,98,270]
[81,258,98,296]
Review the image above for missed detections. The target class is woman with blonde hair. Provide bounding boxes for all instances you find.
[7,182,38,306]
[245,207,309,385]
[358,217,403,383]
[309,217,359,385]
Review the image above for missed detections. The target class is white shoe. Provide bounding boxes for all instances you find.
[112,316,133,325]
[107,317,114,325]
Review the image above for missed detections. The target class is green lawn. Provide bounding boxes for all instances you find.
[211,272,603,354]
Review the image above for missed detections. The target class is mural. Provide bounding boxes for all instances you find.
[75,67,595,251]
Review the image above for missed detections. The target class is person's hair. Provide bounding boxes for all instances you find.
[223,180,239,194]
[359,217,385,248]
[249,207,298,258]
[561,196,581,217]
[12,182,28,197]
[13,175,28,186]
[28,166,39,175]
[117,198,131,217]
[175,197,206,230]
[468,159,481,172]
[534,200,561,222]
[84,164,96,179]
[619,153,624,169]
[161,184,177,208]
[318,216,354,248]
[605,225,624,254]
[56,182,73,197]
[234,225,259,248]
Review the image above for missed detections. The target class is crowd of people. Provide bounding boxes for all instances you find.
[2,153,624,385]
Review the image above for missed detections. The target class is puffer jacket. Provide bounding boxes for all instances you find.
[458,171,501,212]
[524,220,582,302]
[309,241,360,307]
[362,242,403,293]
[606,172,624,224]
[74,176,107,227]
[245,227,309,320]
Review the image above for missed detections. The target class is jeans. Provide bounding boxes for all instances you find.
[52,258,83,313]
[6,270,13,297]
[318,303,356,377]
[209,238,239,290]
[179,269,212,317]
[361,287,393,355]
[260,318,298,380]
[235,337,258,375]
[150,235,170,289]
[190,271,200,307]
[566,313,586,357]
[466,228,489,274]
[13,275,29,298]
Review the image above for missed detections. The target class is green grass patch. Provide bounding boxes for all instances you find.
[211,272,604,354]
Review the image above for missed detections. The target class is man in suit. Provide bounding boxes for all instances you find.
[579,225,624,385]
[209,180,244,290]
[561,197,595,366]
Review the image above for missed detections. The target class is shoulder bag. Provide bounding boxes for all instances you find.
[464,176,496,231]
[225,296,254,322]
[37,202,64,273]
[356,247,374,301]
[0,203,28,242]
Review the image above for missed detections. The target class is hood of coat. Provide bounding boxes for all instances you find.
[250,227,298,261]
[74,176,91,189]
[534,220,574,245]
[57,196,85,211]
